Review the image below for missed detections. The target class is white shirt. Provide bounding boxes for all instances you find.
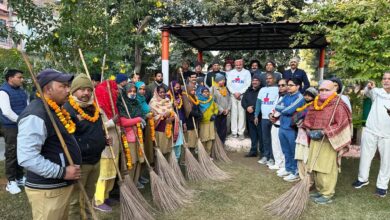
[226,68,251,94]
[0,91,20,122]
[365,87,390,137]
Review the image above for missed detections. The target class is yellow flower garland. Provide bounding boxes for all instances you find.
[165,111,174,138]
[218,86,228,97]
[296,101,313,112]
[69,96,100,122]
[136,123,144,158]
[198,95,212,104]
[122,134,133,169]
[148,116,156,141]
[168,91,183,109]
[36,93,76,134]
[313,92,338,111]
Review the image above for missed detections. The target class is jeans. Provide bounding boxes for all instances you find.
[261,119,273,160]
[2,127,24,181]
[279,128,298,174]
[247,119,262,155]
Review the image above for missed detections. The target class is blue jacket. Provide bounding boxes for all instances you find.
[0,82,28,127]
[283,69,310,93]
[275,92,305,130]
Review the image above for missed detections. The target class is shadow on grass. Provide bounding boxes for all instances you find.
[1,153,390,220]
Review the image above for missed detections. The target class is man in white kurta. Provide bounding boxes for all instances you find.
[353,72,390,197]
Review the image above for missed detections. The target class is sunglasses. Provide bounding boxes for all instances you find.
[278,84,286,87]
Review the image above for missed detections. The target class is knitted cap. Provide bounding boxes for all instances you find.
[115,74,128,84]
[215,73,225,82]
[70,74,93,94]
[252,73,261,81]
[304,87,318,98]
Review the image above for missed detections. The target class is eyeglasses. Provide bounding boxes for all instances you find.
[278,84,286,87]
[287,84,296,87]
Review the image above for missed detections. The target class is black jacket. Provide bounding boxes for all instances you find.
[186,104,202,130]
[64,102,106,165]
[241,86,261,122]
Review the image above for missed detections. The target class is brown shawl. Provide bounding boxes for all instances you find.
[303,96,352,152]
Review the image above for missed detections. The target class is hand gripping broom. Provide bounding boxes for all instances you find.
[263,89,344,220]
[180,72,230,181]
[79,50,154,219]
[118,89,186,213]
[21,53,99,220]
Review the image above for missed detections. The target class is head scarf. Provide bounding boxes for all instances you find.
[95,80,118,119]
[135,81,150,115]
[319,80,336,100]
[183,84,197,118]
[117,84,142,118]
[196,86,212,113]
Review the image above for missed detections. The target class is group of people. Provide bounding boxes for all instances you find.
[0,60,389,219]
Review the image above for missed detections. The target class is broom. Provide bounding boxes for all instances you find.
[168,131,188,186]
[21,53,99,220]
[118,90,186,213]
[79,50,155,219]
[180,72,229,181]
[211,132,232,163]
[263,90,344,219]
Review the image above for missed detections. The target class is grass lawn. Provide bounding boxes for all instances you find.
[1,152,390,220]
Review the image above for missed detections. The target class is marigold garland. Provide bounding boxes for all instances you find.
[68,96,100,122]
[198,95,212,104]
[218,86,228,97]
[183,92,200,105]
[165,111,174,138]
[296,101,313,112]
[122,134,133,169]
[36,93,76,134]
[313,92,337,111]
[136,123,144,158]
[148,116,156,141]
[168,91,183,109]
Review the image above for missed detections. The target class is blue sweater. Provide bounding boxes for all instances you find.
[275,92,305,130]
[283,69,310,93]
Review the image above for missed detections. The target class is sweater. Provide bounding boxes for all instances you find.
[255,86,279,119]
[241,86,261,121]
[282,68,310,93]
[211,86,231,113]
[364,87,390,137]
[226,69,252,94]
[0,82,28,127]
[275,91,305,130]
[201,101,219,123]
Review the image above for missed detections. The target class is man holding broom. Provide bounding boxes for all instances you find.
[302,80,352,204]
[17,69,82,219]
[65,74,107,219]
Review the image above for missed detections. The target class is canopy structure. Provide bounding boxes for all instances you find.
[159,22,328,85]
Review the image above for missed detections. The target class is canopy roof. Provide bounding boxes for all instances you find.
[160,22,327,51]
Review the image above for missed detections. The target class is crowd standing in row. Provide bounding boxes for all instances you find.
[0,59,389,218]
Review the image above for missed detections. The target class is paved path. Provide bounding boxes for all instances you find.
[0,137,5,161]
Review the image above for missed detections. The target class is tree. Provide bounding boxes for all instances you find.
[296,0,390,81]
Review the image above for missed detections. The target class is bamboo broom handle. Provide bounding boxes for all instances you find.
[21,52,99,220]
[100,54,106,82]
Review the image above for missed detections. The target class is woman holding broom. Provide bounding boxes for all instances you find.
[149,85,179,159]
[117,84,146,189]
[93,80,120,212]
[197,86,219,155]
[211,73,231,143]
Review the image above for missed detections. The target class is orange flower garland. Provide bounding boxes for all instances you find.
[183,92,200,105]
[122,134,133,169]
[36,93,76,134]
[68,96,100,122]
[165,111,174,138]
[313,93,337,111]
[296,101,313,112]
[218,86,228,97]
[148,116,156,141]
[136,123,144,158]
[168,91,183,109]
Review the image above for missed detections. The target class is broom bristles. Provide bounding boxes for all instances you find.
[155,148,193,199]
[120,182,155,220]
[197,139,230,181]
[263,175,311,220]
[149,169,186,213]
[184,145,212,181]
[123,175,155,213]
[211,133,232,163]
[168,150,187,187]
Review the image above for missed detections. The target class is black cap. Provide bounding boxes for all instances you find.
[37,69,74,88]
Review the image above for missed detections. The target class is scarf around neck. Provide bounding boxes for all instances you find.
[196,87,213,113]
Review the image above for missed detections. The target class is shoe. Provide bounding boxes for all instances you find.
[277,170,291,177]
[283,173,299,182]
[276,168,286,174]
[139,176,149,184]
[136,182,145,189]
[6,181,22,195]
[375,188,387,198]
[352,180,369,189]
[239,135,245,140]
[93,202,112,212]
[309,191,322,199]
[268,164,280,170]
[257,157,268,164]
[245,153,257,157]
[314,196,333,204]
[266,159,275,166]
[104,198,118,206]
[232,134,238,138]
[16,176,26,186]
